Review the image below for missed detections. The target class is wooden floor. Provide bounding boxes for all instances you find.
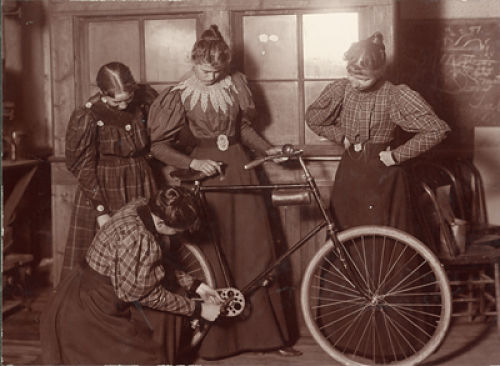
[2,286,500,366]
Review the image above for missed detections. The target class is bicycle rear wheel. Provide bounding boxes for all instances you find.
[301,226,451,366]
[174,242,215,347]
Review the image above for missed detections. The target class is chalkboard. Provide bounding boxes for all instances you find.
[399,19,500,152]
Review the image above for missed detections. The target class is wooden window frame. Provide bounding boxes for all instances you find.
[231,8,372,156]
[74,13,202,105]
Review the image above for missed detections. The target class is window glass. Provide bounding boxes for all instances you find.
[243,15,298,80]
[249,81,300,145]
[303,13,358,79]
[88,20,140,83]
[145,19,197,82]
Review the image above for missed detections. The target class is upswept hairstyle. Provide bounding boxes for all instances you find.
[96,62,138,98]
[191,24,231,69]
[344,32,386,79]
[149,187,201,233]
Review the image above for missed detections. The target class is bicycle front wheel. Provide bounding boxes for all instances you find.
[174,242,215,348]
[301,226,451,366]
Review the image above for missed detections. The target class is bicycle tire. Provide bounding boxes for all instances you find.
[301,225,451,366]
[175,243,215,347]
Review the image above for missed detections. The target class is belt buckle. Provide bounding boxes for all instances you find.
[217,134,229,151]
[354,143,363,152]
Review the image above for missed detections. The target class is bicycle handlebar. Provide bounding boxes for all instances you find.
[244,144,303,170]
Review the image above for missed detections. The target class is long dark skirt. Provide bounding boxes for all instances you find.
[331,143,414,234]
[39,264,184,365]
[325,143,427,360]
[191,143,289,359]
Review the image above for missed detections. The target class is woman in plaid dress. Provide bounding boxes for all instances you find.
[62,62,158,279]
[305,32,451,360]
[41,187,222,365]
[306,32,450,234]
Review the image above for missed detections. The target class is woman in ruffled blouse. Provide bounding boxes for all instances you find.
[148,25,299,359]
[306,32,450,234]
[62,62,158,279]
[40,187,222,365]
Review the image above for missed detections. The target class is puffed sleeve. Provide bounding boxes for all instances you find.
[305,80,347,145]
[65,102,109,213]
[112,231,196,316]
[389,85,451,163]
[148,88,193,169]
[232,72,272,154]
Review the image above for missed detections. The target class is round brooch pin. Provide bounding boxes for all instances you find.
[216,134,229,151]
[125,124,132,131]
[96,120,104,127]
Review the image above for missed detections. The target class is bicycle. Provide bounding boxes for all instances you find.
[171,144,452,366]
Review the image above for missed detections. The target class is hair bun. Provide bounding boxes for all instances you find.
[370,32,385,49]
[201,24,224,41]
[164,187,181,205]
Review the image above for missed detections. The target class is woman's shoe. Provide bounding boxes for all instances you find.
[277,346,302,357]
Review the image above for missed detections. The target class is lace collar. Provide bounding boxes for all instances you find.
[172,74,239,114]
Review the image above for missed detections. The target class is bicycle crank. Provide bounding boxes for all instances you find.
[217,287,245,317]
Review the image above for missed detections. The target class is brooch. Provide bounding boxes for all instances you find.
[216,134,229,151]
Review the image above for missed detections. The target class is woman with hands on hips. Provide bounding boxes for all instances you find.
[62,62,158,279]
[148,24,300,359]
[306,32,450,234]
[40,187,222,365]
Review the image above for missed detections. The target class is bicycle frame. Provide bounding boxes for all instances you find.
[192,154,368,299]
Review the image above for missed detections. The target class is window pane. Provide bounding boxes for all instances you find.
[243,15,298,80]
[145,19,197,82]
[303,13,359,79]
[249,81,299,145]
[88,20,140,83]
[305,80,335,144]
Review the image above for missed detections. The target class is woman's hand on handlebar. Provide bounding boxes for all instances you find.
[189,159,222,177]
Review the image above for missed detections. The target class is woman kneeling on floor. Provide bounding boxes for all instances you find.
[40,187,222,365]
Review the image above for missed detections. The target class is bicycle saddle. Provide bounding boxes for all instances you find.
[170,169,208,182]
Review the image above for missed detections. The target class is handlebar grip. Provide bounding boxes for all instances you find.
[244,157,268,170]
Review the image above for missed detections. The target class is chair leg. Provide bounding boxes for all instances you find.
[495,262,500,332]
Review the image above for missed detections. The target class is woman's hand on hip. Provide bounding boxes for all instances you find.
[189,159,222,177]
[97,214,111,228]
[379,147,397,167]
[343,137,351,150]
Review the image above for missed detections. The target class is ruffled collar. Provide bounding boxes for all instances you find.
[172,74,239,114]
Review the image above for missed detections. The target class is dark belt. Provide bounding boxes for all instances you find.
[99,154,149,163]
[196,135,238,149]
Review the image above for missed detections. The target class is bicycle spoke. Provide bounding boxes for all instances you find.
[313,274,364,298]
[383,254,431,296]
[322,256,357,289]
[314,302,365,321]
[318,305,367,332]
[386,303,441,331]
[381,309,399,362]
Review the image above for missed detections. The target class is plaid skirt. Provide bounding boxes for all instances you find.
[61,156,156,280]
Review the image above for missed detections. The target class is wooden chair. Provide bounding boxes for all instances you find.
[412,160,500,331]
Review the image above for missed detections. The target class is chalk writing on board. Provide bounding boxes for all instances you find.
[400,20,500,126]
[439,24,499,95]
